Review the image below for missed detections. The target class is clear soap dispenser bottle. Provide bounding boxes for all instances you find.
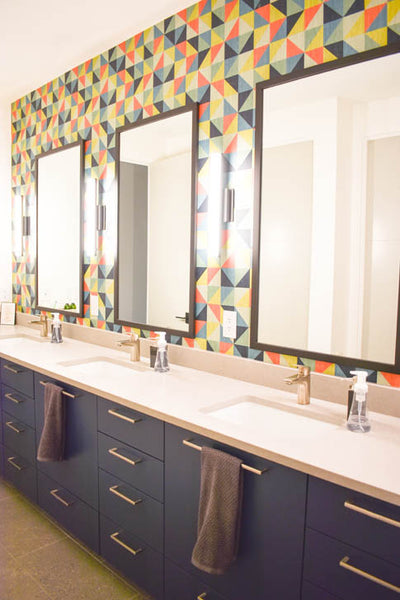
[347,370,371,433]
[51,313,63,344]
[154,332,169,373]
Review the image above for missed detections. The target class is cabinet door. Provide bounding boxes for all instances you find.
[35,375,98,508]
[165,559,226,600]
[165,423,307,600]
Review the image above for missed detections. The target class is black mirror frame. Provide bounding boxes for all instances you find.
[251,44,400,374]
[35,138,85,318]
[114,103,199,338]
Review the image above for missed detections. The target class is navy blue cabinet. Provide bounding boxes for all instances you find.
[303,476,400,599]
[98,397,164,599]
[165,423,307,600]
[0,360,36,502]
[35,374,98,509]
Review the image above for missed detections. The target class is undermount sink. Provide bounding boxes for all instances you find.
[59,356,148,375]
[202,392,344,432]
[0,334,49,343]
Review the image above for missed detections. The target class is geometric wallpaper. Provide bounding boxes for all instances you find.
[11,0,400,386]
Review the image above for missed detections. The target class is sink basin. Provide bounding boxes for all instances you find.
[0,334,49,343]
[59,356,148,375]
[202,393,344,432]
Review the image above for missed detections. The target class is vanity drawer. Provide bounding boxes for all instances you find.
[3,412,36,462]
[1,360,34,397]
[38,471,98,552]
[1,385,35,428]
[165,559,227,600]
[304,527,400,600]
[308,476,400,566]
[35,375,98,509]
[99,468,163,553]
[3,448,37,502]
[98,397,164,460]
[100,514,163,600]
[98,432,163,502]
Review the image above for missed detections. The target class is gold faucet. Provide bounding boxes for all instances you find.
[29,313,50,337]
[118,333,140,362]
[284,365,311,405]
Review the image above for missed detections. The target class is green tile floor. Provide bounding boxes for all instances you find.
[0,479,150,599]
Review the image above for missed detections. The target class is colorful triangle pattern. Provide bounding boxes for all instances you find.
[11,0,399,386]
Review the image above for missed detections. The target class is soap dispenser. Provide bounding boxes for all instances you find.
[346,370,371,433]
[154,331,169,373]
[51,313,63,344]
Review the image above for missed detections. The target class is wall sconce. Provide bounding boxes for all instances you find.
[86,178,107,256]
[223,189,235,223]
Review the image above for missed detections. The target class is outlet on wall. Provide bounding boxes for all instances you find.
[223,308,237,339]
[90,294,98,318]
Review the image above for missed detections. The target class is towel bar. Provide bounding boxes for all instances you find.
[182,439,267,475]
[39,380,75,398]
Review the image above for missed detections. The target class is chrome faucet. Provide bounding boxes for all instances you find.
[29,313,50,337]
[284,365,311,405]
[118,333,140,362]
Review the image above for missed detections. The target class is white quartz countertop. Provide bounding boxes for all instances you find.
[1,325,400,506]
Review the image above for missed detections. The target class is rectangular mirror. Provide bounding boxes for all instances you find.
[115,104,198,336]
[35,140,84,316]
[252,50,400,372]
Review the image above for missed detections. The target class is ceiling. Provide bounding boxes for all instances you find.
[1,0,193,105]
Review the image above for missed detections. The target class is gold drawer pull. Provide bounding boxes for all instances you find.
[197,594,207,599]
[108,447,142,466]
[7,456,24,471]
[108,408,142,424]
[39,380,76,399]
[50,489,74,507]
[110,531,143,556]
[6,421,25,434]
[182,439,268,475]
[4,364,23,374]
[5,392,23,404]
[344,500,400,529]
[339,556,400,594]
[109,485,142,506]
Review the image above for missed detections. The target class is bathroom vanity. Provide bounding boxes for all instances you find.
[1,328,400,599]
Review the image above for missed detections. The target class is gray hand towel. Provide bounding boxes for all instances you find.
[191,446,243,575]
[37,383,66,462]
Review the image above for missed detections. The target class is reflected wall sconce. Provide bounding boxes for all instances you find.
[223,189,235,223]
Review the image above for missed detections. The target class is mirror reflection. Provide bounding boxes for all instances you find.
[254,52,400,367]
[116,105,197,336]
[36,141,83,315]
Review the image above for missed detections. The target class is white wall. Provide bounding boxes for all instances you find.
[0,101,11,303]
[147,152,191,331]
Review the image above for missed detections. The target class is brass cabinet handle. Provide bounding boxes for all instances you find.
[109,485,142,506]
[344,500,400,529]
[107,408,142,425]
[108,447,142,466]
[5,392,23,404]
[339,556,400,593]
[39,380,76,399]
[110,531,143,556]
[50,489,74,507]
[182,439,267,475]
[3,364,23,374]
[7,456,24,471]
[5,421,25,434]
[197,594,207,600]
